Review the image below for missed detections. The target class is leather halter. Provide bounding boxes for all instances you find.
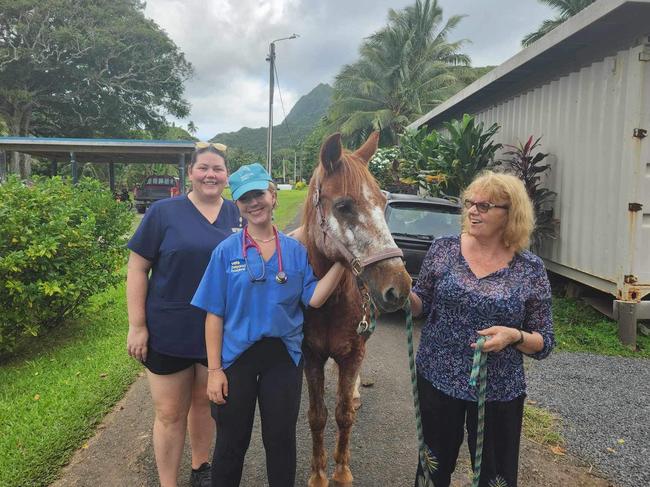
[311,176,404,276]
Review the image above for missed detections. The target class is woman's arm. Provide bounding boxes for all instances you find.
[309,262,346,308]
[126,251,153,362]
[205,312,228,405]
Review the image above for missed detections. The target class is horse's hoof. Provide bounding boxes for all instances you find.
[332,464,354,484]
[308,471,329,487]
[352,397,362,410]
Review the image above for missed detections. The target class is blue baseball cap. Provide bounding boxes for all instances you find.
[229,163,273,201]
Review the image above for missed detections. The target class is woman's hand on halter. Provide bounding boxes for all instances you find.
[207,369,228,405]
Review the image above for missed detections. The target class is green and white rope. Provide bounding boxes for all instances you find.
[405,304,489,487]
[405,305,436,487]
[469,336,488,487]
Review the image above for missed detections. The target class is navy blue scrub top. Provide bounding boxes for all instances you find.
[128,194,243,358]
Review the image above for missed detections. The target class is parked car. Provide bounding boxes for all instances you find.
[384,192,461,280]
[133,175,180,213]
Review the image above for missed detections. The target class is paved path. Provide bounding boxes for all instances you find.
[51,312,613,487]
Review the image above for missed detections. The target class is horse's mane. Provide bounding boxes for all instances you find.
[301,148,381,280]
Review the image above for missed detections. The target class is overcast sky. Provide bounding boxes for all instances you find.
[144,0,555,140]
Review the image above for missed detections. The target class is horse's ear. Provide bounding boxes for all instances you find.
[353,131,380,165]
[320,133,343,174]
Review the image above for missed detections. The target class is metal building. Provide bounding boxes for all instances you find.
[408,0,650,345]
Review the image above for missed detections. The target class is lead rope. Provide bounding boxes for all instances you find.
[469,336,488,487]
[405,305,436,487]
[405,303,489,487]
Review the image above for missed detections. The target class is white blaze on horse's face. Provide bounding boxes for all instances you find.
[325,183,395,259]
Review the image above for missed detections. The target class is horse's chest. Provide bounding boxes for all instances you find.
[303,298,364,355]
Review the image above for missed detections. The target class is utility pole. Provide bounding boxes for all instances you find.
[293,151,297,184]
[266,34,298,176]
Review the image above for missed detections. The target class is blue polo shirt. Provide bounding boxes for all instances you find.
[128,195,243,358]
[191,231,318,369]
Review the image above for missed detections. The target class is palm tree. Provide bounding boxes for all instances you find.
[522,0,595,47]
[328,0,470,146]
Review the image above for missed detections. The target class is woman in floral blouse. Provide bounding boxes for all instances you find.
[409,171,555,487]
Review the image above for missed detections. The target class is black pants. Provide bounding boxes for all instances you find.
[415,374,525,487]
[210,338,303,487]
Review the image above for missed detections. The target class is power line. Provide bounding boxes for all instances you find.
[273,60,297,149]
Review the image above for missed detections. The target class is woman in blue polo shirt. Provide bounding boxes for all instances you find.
[192,163,344,487]
[126,142,241,487]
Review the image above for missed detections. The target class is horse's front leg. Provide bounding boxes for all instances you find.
[332,351,364,485]
[304,349,329,487]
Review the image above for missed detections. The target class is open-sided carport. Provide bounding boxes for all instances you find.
[0,137,195,192]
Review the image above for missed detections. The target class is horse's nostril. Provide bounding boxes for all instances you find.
[384,287,399,304]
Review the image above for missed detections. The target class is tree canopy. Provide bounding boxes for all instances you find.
[327,0,471,146]
[522,0,595,47]
[0,0,193,142]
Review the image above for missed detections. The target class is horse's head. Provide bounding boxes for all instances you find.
[305,132,412,313]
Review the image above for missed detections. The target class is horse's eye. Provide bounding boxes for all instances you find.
[334,199,354,214]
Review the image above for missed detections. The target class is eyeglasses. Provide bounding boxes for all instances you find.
[238,190,267,203]
[463,199,509,213]
[195,141,227,152]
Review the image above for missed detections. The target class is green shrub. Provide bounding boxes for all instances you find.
[294,181,307,190]
[396,115,502,197]
[369,146,400,190]
[397,128,447,196]
[0,176,133,356]
[435,114,502,196]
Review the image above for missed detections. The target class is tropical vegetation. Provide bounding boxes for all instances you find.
[522,0,596,47]
[0,177,133,356]
[371,114,502,198]
[0,0,193,177]
[327,0,472,147]
[492,136,557,251]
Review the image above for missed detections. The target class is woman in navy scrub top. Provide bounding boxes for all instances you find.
[192,163,345,487]
[126,143,241,487]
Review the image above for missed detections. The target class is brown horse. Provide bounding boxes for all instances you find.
[301,132,412,486]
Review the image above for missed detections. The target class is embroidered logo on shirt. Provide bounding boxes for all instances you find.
[230,259,246,273]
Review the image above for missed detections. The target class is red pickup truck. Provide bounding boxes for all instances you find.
[133,175,181,213]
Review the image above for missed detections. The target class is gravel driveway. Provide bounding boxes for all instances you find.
[526,352,650,487]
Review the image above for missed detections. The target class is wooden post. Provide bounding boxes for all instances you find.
[178,153,186,194]
[109,162,115,191]
[70,152,78,184]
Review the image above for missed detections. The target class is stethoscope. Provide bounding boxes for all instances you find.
[242,225,288,284]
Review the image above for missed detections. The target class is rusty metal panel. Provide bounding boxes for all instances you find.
[472,43,650,298]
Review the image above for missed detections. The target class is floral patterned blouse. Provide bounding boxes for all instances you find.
[413,235,554,402]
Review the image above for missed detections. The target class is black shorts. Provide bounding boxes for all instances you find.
[143,347,208,375]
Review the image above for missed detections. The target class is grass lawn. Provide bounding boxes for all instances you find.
[552,296,650,358]
[0,190,308,487]
[0,284,141,487]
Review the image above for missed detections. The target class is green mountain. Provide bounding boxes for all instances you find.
[210,83,333,154]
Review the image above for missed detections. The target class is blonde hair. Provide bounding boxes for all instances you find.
[461,171,535,252]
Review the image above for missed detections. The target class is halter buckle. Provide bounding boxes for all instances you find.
[351,258,363,276]
[356,318,369,334]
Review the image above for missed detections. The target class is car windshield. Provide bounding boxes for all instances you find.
[386,204,460,239]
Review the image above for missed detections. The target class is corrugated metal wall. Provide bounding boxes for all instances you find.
[473,43,650,296]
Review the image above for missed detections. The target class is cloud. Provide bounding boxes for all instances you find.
[145,0,554,140]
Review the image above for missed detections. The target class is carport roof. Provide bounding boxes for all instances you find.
[408,0,650,130]
[0,136,195,164]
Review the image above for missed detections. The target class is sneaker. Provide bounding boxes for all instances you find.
[190,462,211,487]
